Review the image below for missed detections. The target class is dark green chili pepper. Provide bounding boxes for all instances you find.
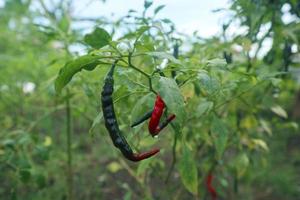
[263,49,275,64]
[172,43,179,84]
[223,51,232,64]
[101,60,159,162]
[131,110,153,128]
[283,41,292,72]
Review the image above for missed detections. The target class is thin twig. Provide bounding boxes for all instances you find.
[126,52,157,94]
[215,80,265,109]
[165,126,178,183]
[66,89,73,200]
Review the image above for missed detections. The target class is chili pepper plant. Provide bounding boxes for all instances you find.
[0,0,299,200]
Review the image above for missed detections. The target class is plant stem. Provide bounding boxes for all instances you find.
[165,127,178,183]
[119,159,153,199]
[127,56,150,78]
[66,89,73,200]
[215,80,264,109]
[126,52,157,94]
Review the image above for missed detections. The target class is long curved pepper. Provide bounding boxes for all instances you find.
[148,95,176,136]
[101,61,159,162]
[206,173,217,200]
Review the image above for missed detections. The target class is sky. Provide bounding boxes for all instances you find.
[0,0,230,37]
[72,0,230,38]
[2,0,286,57]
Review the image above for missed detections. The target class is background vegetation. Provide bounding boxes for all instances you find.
[0,0,299,199]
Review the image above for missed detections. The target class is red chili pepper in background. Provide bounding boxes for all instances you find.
[148,95,176,136]
[206,173,217,200]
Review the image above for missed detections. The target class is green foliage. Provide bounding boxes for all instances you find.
[211,115,229,159]
[84,27,112,49]
[55,55,102,94]
[154,5,165,15]
[178,144,198,195]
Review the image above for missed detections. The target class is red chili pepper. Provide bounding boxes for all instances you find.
[148,95,176,136]
[206,173,217,200]
[130,148,160,161]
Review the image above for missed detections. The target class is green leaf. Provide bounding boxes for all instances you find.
[271,105,288,119]
[156,77,186,127]
[34,146,49,161]
[178,144,198,195]
[195,100,214,117]
[207,58,227,68]
[55,55,101,94]
[124,191,132,200]
[128,9,137,13]
[19,169,31,183]
[154,5,165,15]
[35,174,46,189]
[219,177,229,188]
[137,157,155,176]
[161,18,172,24]
[17,157,31,169]
[120,26,150,40]
[251,139,269,151]
[136,26,150,36]
[145,52,182,65]
[135,40,155,52]
[89,111,103,136]
[84,27,112,49]
[197,71,220,95]
[233,153,249,178]
[284,122,298,131]
[58,14,70,32]
[260,119,272,136]
[211,115,229,159]
[144,0,153,9]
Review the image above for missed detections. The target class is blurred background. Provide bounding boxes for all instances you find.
[0,0,299,199]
